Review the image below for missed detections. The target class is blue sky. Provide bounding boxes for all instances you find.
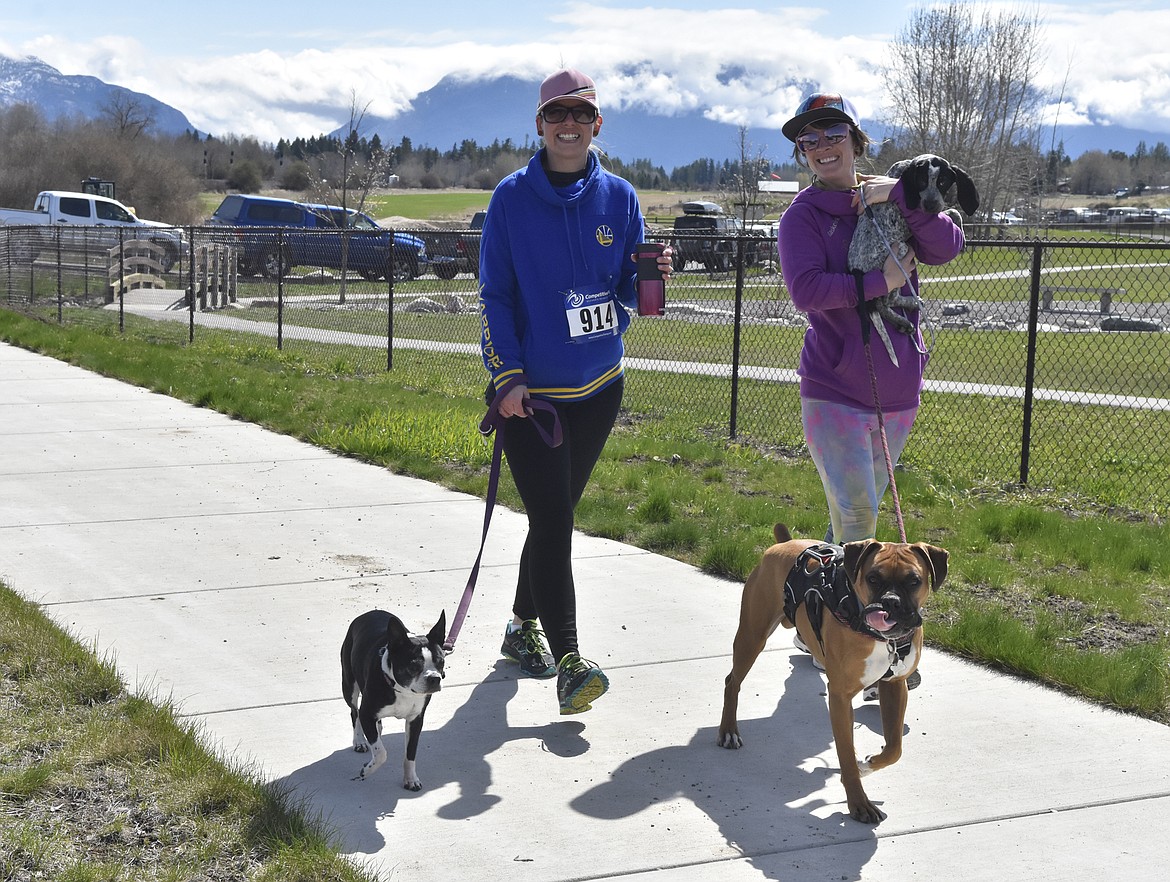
[2,0,1168,154]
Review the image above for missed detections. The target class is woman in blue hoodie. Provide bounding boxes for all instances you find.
[479,68,671,715]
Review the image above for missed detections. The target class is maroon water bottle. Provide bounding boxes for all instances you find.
[636,243,666,316]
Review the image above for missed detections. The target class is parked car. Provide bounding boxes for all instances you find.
[415,213,482,280]
[0,190,183,270]
[455,210,487,278]
[1105,206,1142,224]
[669,201,766,272]
[206,194,427,281]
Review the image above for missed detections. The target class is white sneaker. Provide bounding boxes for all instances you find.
[863,669,922,701]
[792,632,825,671]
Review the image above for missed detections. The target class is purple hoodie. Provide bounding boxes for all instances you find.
[778,180,964,411]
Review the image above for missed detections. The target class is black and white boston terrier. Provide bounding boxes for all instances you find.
[340,609,446,791]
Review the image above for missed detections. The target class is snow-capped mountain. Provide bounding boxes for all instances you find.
[0,54,196,135]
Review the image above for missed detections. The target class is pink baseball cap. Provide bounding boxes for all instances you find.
[537,69,599,114]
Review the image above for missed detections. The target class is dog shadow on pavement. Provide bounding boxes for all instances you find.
[270,661,589,856]
[571,653,880,881]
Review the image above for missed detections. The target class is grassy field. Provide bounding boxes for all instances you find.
[195,188,720,226]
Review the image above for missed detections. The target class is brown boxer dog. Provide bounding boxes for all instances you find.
[718,524,947,823]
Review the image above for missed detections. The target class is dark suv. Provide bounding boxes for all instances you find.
[670,201,764,272]
[206,194,427,281]
[458,210,486,278]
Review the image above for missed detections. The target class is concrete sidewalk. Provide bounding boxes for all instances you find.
[1,341,1166,881]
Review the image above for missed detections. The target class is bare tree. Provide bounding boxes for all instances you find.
[100,93,156,140]
[720,126,772,225]
[306,92,394,302]
[880,2,1047,216]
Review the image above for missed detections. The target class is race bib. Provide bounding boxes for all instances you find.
[562,285,618,342]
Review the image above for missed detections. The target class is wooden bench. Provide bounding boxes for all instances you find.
[1039,285,1123,316]
[193,244,238,310]
[107,240,167,299]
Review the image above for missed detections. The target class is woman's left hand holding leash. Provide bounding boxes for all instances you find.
[499,384,530,419]
[853,175,898,214]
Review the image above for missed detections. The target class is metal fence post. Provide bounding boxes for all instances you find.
[276,229,284,350]
[117,228,125,333]
[729,234,746,439]
[187,226,196,343]
[1019,243,1044,488]
[55,228,63,324]
[386,261,394,372]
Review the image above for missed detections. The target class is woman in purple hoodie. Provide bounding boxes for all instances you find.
[778,93,965,547]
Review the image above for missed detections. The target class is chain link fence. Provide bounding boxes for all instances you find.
[3,222,1167,518]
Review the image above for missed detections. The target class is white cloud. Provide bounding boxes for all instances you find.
[1037,4,1170,134]
[4,2,1170,146]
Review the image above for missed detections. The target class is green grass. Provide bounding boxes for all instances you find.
[364,190,491,220]
[0,587,374,882]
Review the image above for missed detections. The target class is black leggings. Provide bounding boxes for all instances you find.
[502,378,623,663]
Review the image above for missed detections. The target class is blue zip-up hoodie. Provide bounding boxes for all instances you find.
[479,149,643,401]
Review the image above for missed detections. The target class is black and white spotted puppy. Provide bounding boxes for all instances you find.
[847,153,980,362]
[341,609,446,791]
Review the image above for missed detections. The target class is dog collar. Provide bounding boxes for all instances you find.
[378,646,403,691]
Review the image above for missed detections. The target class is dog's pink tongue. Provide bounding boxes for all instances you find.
[865,610,893,632]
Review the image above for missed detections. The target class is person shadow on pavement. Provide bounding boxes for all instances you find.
[270,660,589,856]
[570,652,881,881]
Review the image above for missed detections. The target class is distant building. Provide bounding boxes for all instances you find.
[758,180,799,194]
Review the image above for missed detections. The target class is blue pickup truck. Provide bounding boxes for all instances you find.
[207,194,428,281]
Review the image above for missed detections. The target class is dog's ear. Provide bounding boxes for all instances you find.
[902,161,930,211]
[385,612,410,645]
[886,158,910,179]
[427,610,447,649]
[843,539,882,584]
[951,165,981,216]
[911,544,949,591]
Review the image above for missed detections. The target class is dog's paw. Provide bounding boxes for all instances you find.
[353,743,369,754]
[717,731,744,750]
[848,797,887,824]
[403,777,422,792]
[858,757,875,778]
[353,760,380,782]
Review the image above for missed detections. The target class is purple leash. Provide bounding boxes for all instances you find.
[442,381,562,652]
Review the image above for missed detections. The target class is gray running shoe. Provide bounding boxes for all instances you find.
[500,620,556,679]
[556,652,609,715]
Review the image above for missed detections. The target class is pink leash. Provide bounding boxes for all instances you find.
[854,273,909,544]
[442,382,562,652]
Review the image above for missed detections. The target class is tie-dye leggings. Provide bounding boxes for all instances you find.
[801,398,918,544]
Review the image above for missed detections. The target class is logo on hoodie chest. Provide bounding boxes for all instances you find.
[595,225,614,247]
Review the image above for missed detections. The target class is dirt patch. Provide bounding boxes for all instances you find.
[956,580,1163,653]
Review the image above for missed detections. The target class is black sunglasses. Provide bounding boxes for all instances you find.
[540,104,597,124]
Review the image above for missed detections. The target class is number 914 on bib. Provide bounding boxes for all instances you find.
[562,286,619,341]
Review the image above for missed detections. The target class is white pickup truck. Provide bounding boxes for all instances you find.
[0,190,183,270]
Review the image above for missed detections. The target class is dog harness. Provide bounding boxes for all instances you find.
[783,543,914,677]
